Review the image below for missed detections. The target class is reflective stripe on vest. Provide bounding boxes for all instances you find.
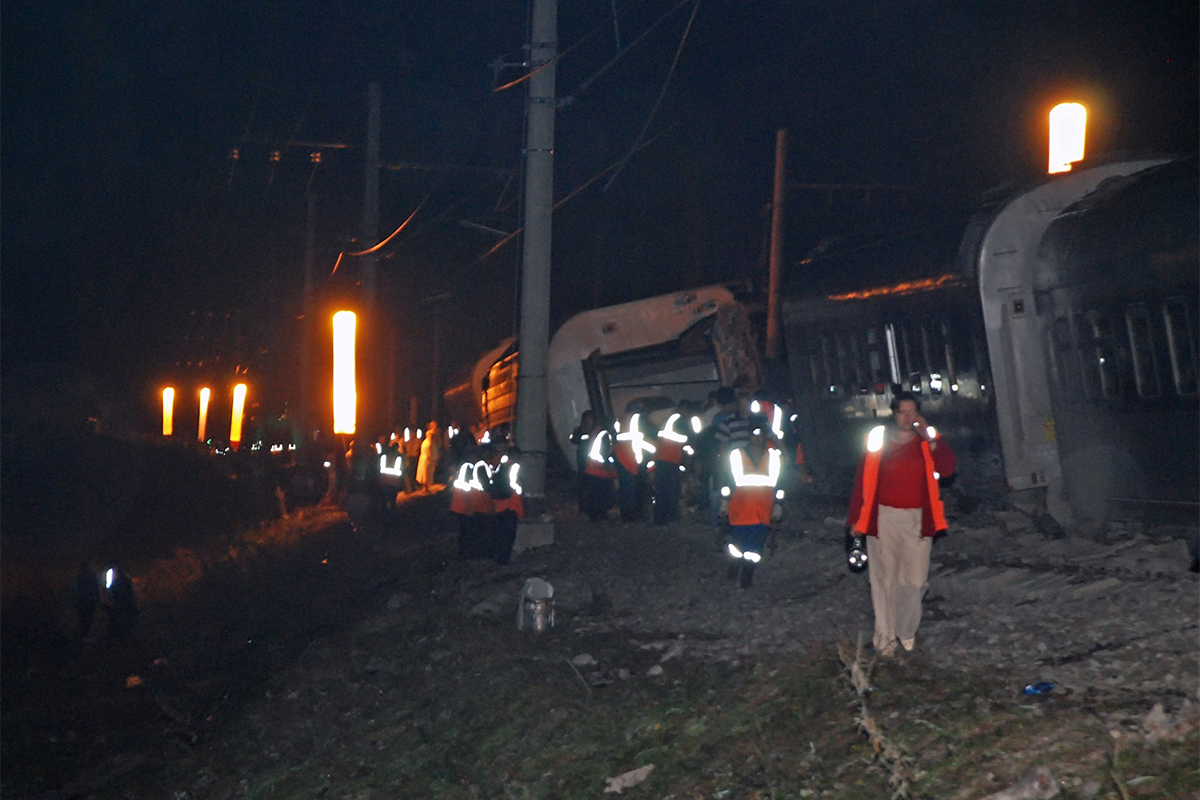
[749,400,785,440]
[728,446,780,526]
[852,425,947,534]
[656,413,687,464]
[852,426,886,534]
[586,429,616,478]
[615,412,656,469]
[920,439,948,531]
[729,447,781,488]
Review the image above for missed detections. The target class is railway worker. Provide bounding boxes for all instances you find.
[651,404,697,524]
[613,406,656,522]
[748,390,786,447]
[72,561,101,638]
[786,405,813,487]
[569,410,598,508]
[710,387,749,522]
[378,433,403,511]
[719,413,783,588]
[401,428,421,494]
[845,390,956,658]
[416,421,444,491]
[103,561,139,641]
[486,426,524,565]
[451,443,495,560]
[581,418,617,520]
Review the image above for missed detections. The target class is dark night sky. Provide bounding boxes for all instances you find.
[2,0,1196,430]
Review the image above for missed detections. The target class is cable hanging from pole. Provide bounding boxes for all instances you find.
[602,0,700,192]
[476,127,674,264]
[330,193,431,277]
[493,0,646,93]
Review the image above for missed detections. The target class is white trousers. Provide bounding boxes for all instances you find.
[865,505,931,653]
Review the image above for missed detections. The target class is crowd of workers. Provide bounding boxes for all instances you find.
[566,384,956,659]
[75,384,954,662]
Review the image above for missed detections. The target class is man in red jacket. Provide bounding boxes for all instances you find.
[846,391,956,658]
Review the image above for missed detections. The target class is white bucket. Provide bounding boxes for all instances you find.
[517,578,555,632]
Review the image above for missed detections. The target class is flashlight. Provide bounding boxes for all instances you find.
[848,538,868,572]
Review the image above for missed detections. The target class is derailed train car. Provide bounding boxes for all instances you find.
[448,286,762,463]
[784,154,1199,531]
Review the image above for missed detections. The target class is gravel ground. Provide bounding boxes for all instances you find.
[450,487,1199,712]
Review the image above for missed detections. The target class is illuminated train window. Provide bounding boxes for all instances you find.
[1124,304,1161,398]
[1162,298,1198,396]
[1082,310,1121,399]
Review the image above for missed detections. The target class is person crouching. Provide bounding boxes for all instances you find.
[719,414,783,589]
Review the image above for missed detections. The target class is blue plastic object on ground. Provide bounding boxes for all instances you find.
[1023,681,1054,695]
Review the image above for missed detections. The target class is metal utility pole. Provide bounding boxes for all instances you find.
[420,292,452,423]
[360,82,381,439]
[766,128,787,362]
[362,82,381,308]
[514,0,557,502]
[300,192,317,432]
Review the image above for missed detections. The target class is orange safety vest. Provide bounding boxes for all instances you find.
[584,429,617,478]
[654,413,689,465]
[449,461,473,515]
[749,399,785,442]
[727,445,782,526]
[379,452,404,487]
[491,457,525,518]
[614,413,655,474]
[467,460,495,515]
[851,425,947,535]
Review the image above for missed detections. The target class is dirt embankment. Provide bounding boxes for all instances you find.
[4,481,1197,799]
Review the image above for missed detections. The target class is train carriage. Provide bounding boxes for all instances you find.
[784,153,1199,532]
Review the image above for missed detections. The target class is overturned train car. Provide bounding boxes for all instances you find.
[784,154,1199,530]
[448,286,762,464]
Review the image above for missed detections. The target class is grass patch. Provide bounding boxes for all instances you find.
[131,604,1199,799]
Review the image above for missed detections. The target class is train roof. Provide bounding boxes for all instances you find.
[781,206,975,300]
[958,150,1193,280]
[1037,153,1199,290]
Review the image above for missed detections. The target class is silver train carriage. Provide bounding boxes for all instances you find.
[784,154,1198,532]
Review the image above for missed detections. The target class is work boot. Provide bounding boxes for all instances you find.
[738,562,755,589]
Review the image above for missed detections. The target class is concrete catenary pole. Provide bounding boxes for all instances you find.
[300,192,317,431]
[765,128,787,362]
[361,82,381,438]
[514,0,557,502]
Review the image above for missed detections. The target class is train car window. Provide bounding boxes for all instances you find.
[902,321,926,391]
[939,318,959,393]
[899,324,921,391]
[1081,310,1120,399]
[820,336,840,396]
[920,320,948,394]
[919,322,935,378]
[865,328,887,393]
[850,332,868,393]
[808,353,823,391]
[884,324,903,386]
[1162,298,1198,396]
[1125,305,1161,398]
[1051,316,1083,399]
[835,332,853,394]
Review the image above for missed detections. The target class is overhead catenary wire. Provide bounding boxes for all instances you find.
[570,0,694,100]
[602,0,700,192]
[476,126,674,264]
[493,0,650,93]
[330,193,431,277]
